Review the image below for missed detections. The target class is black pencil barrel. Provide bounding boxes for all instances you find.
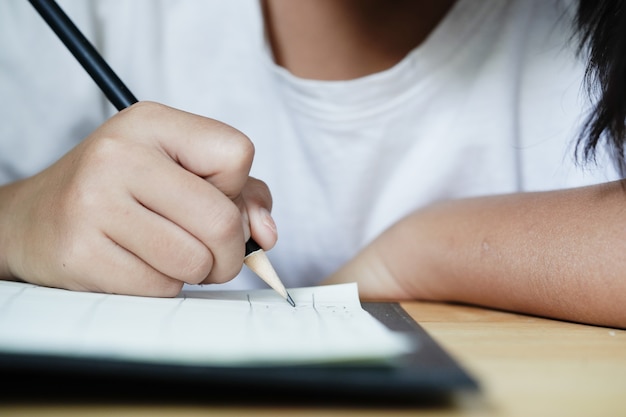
[28,0,138,110]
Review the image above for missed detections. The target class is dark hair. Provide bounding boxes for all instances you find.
[576,0,626,176]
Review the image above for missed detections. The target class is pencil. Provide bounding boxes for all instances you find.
[28,0,295,307]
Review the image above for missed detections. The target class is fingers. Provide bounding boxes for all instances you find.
[241,177,278,251]
[102,193,214,286]
[86,102,253,284]
[111,102,255,199]
[4,101,263,296]
[64,231,185,297]
[124,156,246,284]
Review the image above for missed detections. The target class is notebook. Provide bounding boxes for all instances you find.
[0,280,478,404]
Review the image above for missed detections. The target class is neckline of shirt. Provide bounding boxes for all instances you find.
[257,0,503,121]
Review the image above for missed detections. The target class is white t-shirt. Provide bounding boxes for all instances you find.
[0,0,618,290]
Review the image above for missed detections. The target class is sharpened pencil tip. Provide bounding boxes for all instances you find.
[286,293,296,308]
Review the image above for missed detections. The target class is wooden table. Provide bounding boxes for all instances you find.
[2,301,624,417]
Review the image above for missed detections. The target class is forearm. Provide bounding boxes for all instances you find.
[0,179,28,280]
[326,180,626,329]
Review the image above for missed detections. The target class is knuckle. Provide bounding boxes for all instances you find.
[200,204,245,284]
[234,134,255,162]
[219,126,255,169]
[116,101,169,132]
[206,264,241,285]
[153,232,213,285]
[177,245,213,285]
[84,134,127,168]
[208,203,242,242]
[157,282,185,297]
[123,100,164,119]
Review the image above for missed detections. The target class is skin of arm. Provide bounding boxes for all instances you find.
[0,101,277,296]
[266,0,626,328]
[324,181,626,329]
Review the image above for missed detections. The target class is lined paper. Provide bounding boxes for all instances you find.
[0,281,414,366]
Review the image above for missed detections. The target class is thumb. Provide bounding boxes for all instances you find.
[241,177,278,250]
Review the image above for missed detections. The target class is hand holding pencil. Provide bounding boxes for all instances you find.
[2,101,279,297]
[0,0,294,304]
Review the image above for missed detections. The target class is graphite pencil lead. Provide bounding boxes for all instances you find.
[287,293,296,308]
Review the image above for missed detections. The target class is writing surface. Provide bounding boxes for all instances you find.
[0,281,415,366]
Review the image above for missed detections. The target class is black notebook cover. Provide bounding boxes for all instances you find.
[0,302,478,405]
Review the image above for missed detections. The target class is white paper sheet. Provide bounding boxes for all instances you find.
[0,281,414,366]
